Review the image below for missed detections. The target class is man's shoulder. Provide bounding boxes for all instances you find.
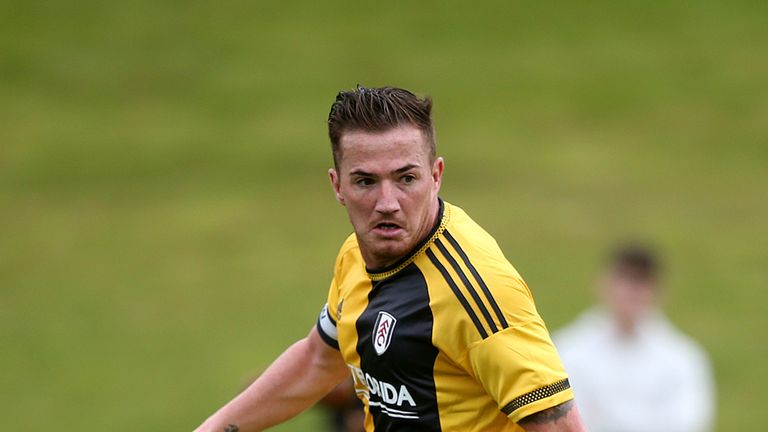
[444,202,482,232]
[332,233,363,274]
[337,232,359,255]
[650,314,712,363]
[443,201,521,276]
[444,202,502,255]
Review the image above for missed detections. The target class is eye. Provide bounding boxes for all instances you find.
[402,174,416,184]
[355,177,375,187]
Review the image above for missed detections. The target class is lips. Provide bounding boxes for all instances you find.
[373,222,403,237]
[376,222,401,230]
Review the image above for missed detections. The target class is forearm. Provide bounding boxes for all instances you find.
[195,329,349,432]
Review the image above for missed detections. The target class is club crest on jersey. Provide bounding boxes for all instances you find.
[372,311,397,356]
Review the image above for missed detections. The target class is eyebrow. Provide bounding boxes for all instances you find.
[349,164,420,177]
[395,164,419,174]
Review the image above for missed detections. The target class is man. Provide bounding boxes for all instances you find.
[195,86,586,431]
[555,246,715,432]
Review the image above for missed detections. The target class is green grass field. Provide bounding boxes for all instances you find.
[2,1,766,430]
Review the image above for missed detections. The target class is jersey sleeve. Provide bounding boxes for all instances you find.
[467,318,574,423]
[316,300,339,350]
[316,238,351,351]
[316,273,341,350]
[462,266,574,423]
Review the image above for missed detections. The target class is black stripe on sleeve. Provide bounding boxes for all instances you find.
[316,315,340,350]
[434,239,498,334]
[426,248,488,339]
[501,379,571,416]
[444,230,509,329]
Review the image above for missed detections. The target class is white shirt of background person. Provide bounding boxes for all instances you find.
[554,246,715,432]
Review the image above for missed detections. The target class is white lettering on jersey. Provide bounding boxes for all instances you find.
[372,311,397,355]
[347,364,418,419]
[397,384,416,406]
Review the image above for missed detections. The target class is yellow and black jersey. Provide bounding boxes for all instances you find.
[316,200,573,431]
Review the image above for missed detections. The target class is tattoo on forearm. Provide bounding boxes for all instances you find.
[519,400,574,425]
[224,425,239,432]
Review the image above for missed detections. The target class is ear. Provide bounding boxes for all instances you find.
[432,157,445,191]
[329,168,345,205]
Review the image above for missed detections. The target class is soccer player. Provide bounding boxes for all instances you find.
[194,86,586,432]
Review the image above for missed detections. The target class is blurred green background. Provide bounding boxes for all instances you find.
[2,1,766,430]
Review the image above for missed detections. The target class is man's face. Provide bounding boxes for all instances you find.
[601,271,657,333]
[329,125,444,269]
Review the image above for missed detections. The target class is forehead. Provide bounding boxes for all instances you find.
[338,126,430,171]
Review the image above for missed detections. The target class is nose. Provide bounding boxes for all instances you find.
[375,181,401,214]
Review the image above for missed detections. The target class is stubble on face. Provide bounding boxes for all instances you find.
[330,126,443,269]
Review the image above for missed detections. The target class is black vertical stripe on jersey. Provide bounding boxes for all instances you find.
[443,230,509,329]
[433,239,498,334]
[426,249,489,339]
[355,263,441,431]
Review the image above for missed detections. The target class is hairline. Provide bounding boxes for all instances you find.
[333,124,437,171]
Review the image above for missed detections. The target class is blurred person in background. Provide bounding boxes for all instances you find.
[554,245,715,432]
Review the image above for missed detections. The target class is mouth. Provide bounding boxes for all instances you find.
[373,222,403,236]
[375,222,401,230]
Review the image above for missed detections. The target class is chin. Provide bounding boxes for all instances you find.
[371,246,409,266]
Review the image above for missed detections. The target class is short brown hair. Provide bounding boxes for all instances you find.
[327,86,435,168]
[609,245,661,283]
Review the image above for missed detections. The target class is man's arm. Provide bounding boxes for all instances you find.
[194,327,349,432]
[518,400,587,432]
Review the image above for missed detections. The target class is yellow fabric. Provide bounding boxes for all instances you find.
[320,201,573,431]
